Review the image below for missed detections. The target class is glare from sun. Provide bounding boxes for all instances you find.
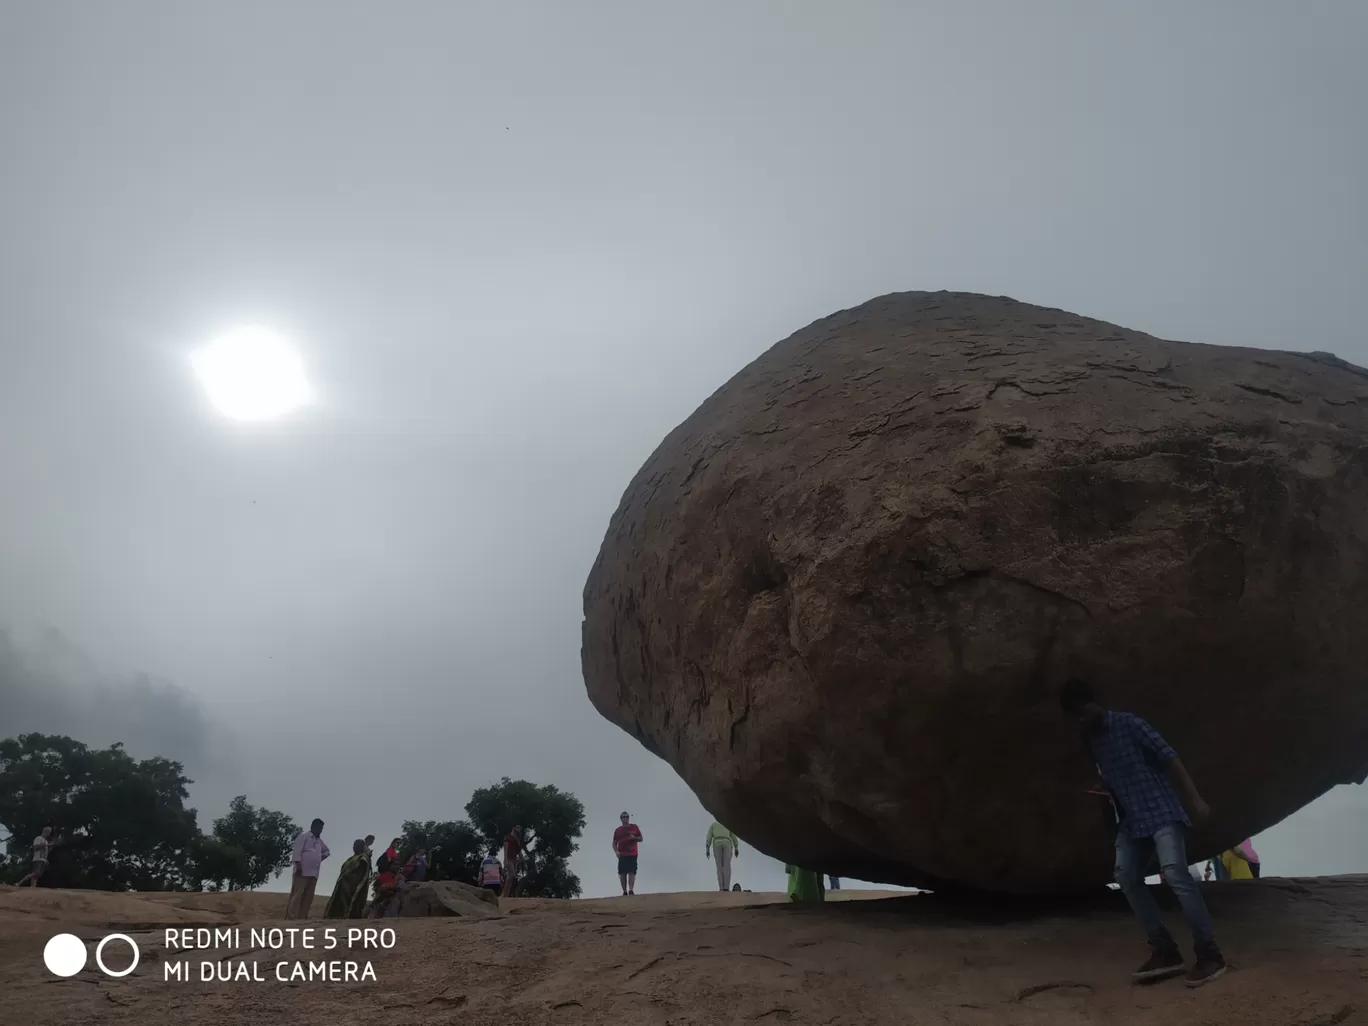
[191,326,314,422]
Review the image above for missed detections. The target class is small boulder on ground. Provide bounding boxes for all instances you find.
[394,880,503,919]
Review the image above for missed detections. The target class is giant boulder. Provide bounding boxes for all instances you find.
[581,291,1368,893]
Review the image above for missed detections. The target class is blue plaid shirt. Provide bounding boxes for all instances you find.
[1086,711,1188,839]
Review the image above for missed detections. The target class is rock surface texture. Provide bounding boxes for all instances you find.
[581,291,1368,893]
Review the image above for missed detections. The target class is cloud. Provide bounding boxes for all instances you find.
[0,625,242,819]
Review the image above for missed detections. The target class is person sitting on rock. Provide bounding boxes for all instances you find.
[371,856,404,918]
[403,848,429,882]
[1061,678,1226,988]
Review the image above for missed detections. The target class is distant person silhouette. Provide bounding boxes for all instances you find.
[501,826,524,897]
[17,826,53,887]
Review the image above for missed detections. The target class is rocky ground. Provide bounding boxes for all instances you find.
[2,876,1366,1025]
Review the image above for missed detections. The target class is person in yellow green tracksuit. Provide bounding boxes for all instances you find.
[705,822,739,891]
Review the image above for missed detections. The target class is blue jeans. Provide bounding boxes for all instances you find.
[1114,823,1221,961]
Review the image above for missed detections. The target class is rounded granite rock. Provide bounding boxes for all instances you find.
[581,291,1368,893]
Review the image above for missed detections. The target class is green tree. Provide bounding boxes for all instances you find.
[191,835,251,892]
[0,733,201,890]
[397,819,483,885]
[464,778,585,898]
[207,795,298,890]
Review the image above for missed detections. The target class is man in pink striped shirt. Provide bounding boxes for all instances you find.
[285,818,330,920]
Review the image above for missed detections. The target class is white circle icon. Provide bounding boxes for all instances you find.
[43,934,88,977]
[95,934,140,977]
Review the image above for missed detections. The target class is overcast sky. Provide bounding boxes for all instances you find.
[2,2,1365,899]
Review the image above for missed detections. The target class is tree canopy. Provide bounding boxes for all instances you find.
[0,733,295,891]
[2,734,586,899]
[202,796,299,891]
[466,777,586,899]
[396,818,483,885]
[0,733,201,890]
[392,779,586,898]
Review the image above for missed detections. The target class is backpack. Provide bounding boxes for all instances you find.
[376,851,391,873]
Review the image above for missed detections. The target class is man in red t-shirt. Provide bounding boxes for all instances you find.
[612,811,643,895]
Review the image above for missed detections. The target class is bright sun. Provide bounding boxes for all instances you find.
[191,326,314,422]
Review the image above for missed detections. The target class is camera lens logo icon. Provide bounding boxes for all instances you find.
[43,933,140,978]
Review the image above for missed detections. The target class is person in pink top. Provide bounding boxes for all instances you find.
[286,818,331,919]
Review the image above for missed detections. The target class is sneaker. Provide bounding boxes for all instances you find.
[1184,959,1227,988]
[628,889,635,895]
[1132,950,1186,982]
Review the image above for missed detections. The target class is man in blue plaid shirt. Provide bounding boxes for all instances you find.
[1061,678,1226,988]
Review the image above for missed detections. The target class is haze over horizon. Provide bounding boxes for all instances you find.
[2,1,1366,898]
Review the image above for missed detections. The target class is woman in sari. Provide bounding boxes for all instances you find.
[325,839,372,919]
[785,864,826,903]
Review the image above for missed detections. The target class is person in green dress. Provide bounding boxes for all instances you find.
[325,839,373,919]
[785,864,825,902]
